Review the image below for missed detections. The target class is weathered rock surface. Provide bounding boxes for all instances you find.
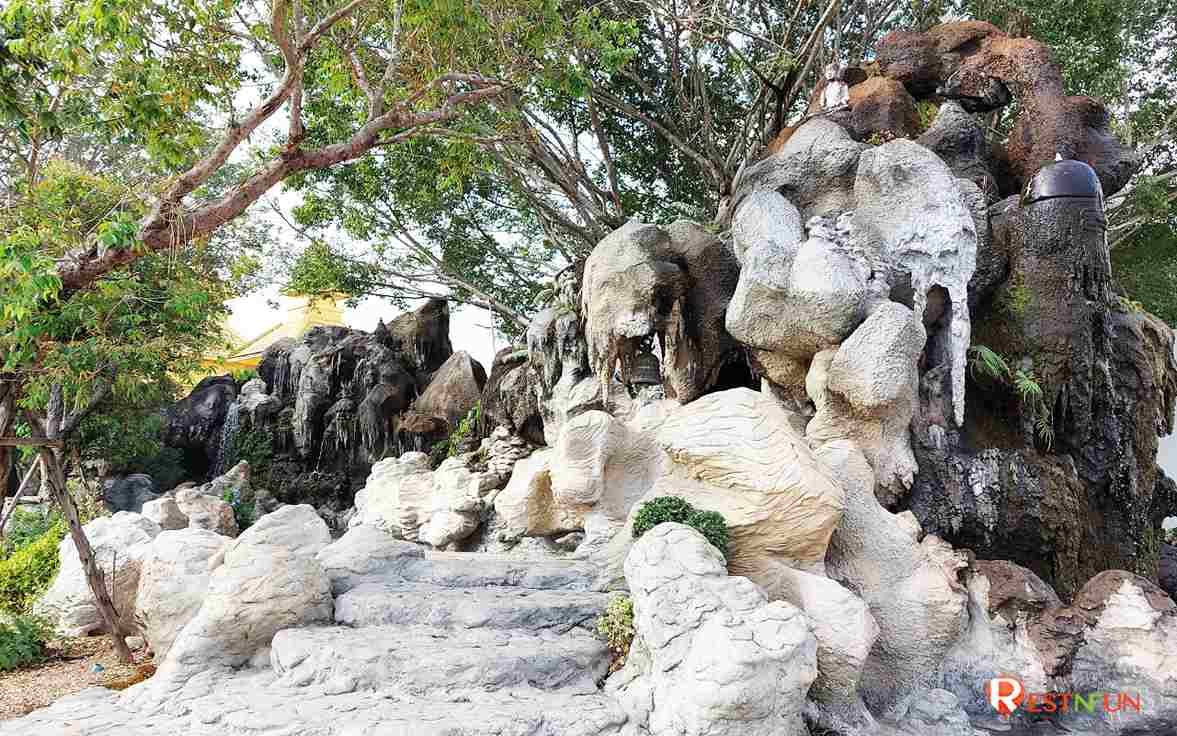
[158,505,333,679]
[141,496,188,531]
[175,485,238,537]
[816,442,968,713]
[35,512,161,635]
[806,303,924,505]
[581,219,743,405]
[400,350,486,444]
[853,137,977,426]
[135,528,228,659]
[351,451,497,549]
[608,523,818,736]
[102,474,160,513]
[478,347,544,445]
[732,117,867,220]
[1161,542,1177,600]
[162,375,238,477]
[729,189,804,266]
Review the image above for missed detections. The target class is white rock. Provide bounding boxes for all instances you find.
[730,189,805,265]
[816,442,968,713]
[135,528,228,659]
[807,303,924,504]
[317,524,424,596]
[158,505,334,678]
[609,523,817,736]
[351,452,433,538]
[853,138,978,424]
[141,496,188,531]
[175,486,238,537]
[34,512,161,635]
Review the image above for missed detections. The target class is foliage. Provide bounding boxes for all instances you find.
[232,430,274,485]
[595,594,635,673]
[968,345,1054,449]
[231,369,258,385]
[685,510,731,559]
[632,496,731,559]
[1165,526,1177,546]
[0,518,65,615]
[437,404,482,460]
[221,487,256,532]
[0,507,56,560]
[1113,224,1177,326]
[1001,275,1034,319]
[631,496,696,538]
[915,100,939,133]
[0,613,54,671]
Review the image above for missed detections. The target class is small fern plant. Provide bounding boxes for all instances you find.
[968,345,1054,449]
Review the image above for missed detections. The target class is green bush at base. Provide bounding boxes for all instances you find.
[631,496,730,559]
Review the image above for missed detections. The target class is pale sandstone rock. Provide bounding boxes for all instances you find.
[816,442,968,713]
[853,137,978,425]
[158,505,333,679]
[175,486,239,537]
[608,523,817,736]
[141,496,188,531]
[135,528,228,659]
[34,512,161,635]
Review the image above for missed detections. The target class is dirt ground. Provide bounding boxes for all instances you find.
[0,636,155,720]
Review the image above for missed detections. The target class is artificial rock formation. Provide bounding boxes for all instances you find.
[581,219,745,405]
[163,299,454,510]
[102,473,160,513]
[158,505,333,680]
[135,528,229,659]
[609,523,818,736]
[35,511,162,636]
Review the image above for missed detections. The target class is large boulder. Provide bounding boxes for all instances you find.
[581,220,743,405]
[34,512,162,635]
[731,117,867,220]
[593,389,846,591]
[725,216,869,395]
[806,303,925,505]
[135,528,228,659]
[729,189,804,266]
[407,350,487,430]
[816,442,968,713]
[102,474,160,514]
[477,347,544,446]
[162,375,238,476]
[608,523,818,736]
[174,486,238,538]
[351,452,495,549]
[158,505,333,679]
[140,496,188,531]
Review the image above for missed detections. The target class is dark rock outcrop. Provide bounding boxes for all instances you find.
[164,299,456,509]
[102,474,160,513]
[397,351,487,455]
[908,160,1177,598]
[478,347,544,446]
[1160,543,1177,600]
[162,375,238,478]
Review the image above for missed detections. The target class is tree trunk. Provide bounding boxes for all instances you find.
[37,448,133,664]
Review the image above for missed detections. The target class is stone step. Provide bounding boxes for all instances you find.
[334,582,611,633]
[397,554,605,591]
[270,624,610,698]
[0,667,630,736]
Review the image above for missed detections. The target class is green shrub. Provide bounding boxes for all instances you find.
[446,404,481,458]
[631,496,695,538]
[0,508,58,561]
[0,520,66,615]
[631,496,731,559]
[595,594,635,673]
[686,510,731,558]
[0,614,54,671]
[221,488,257,531]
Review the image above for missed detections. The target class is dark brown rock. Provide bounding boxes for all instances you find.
[478,347,544,446]
[845,77,921,141]
[1161,543,1177,600]
[876,30,942,96]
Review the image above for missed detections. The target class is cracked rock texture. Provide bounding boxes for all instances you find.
[608,523,818,736]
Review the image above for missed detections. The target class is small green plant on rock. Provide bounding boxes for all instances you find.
[0,613,54,671]
[596,594,635,673]
[221,488,257,531]
[631,496,731,558]
[968,345,1054,449]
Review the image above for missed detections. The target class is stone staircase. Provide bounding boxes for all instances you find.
[0,551,627,736]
